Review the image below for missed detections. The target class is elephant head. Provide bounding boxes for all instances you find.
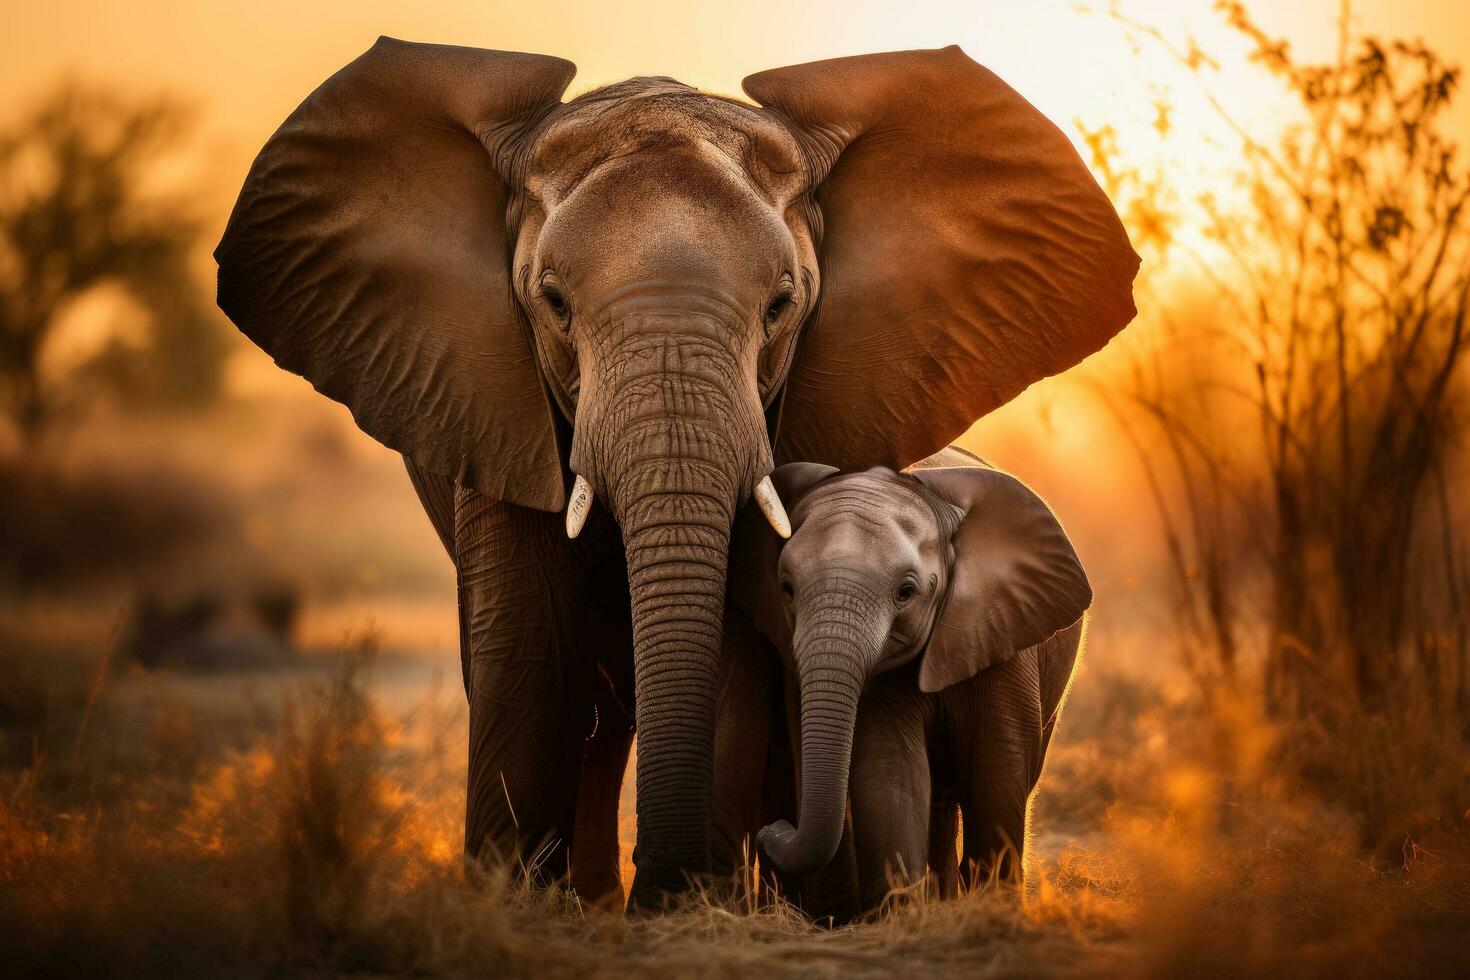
[730,462,1091,875]
[213,39,1136,901]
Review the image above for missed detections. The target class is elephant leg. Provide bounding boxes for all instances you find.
[947,651,1044,889]
[928,801,959,899]
[958,778,1030,887]
[800,820,860,925]
[1037,620,1086,765]
[849,673,931,914]
[570,670,635,908]
[401,457,470,694]
[711,608,778,885]
[456,488,612,884]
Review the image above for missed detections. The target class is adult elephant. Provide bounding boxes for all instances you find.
[214,38,1138,909]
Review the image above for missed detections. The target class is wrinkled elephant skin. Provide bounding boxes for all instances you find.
[213,40,1138,908]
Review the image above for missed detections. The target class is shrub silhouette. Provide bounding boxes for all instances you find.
[1090,0,1470,848]
[0,82,225,442]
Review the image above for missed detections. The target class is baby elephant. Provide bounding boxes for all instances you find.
[727,451,1089,912]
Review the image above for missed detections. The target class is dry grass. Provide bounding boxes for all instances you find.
[0,628,1465,979]
[1038,672,1470,979]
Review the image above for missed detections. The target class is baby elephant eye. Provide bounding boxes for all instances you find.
[894,580,918,605]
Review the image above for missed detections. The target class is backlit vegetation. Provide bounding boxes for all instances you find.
[1086,0,1469,858]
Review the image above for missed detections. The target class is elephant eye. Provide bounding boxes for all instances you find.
[780,579,796,604]
[895,579,918,605]
[764,290,795,326]
[541,283,570,322]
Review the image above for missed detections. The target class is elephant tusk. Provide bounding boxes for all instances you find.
[754,475,791,539]
[566,474,593,539]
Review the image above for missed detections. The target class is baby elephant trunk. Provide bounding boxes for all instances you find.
[758,641,866,876]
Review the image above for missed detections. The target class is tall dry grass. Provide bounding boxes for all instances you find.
[0,625,1464,978]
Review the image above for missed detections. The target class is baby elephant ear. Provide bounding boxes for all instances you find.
[744,47,1139,472]
[215,38,576,511]
[910,467,1091,694]
[770,461,842,504]
[730,462,840,649]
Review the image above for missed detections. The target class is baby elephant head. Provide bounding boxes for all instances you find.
[730,462,1091,875]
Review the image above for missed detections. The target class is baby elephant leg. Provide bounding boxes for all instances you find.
[948,650,1045,888]
[849,673,932,912]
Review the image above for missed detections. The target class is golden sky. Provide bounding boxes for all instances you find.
[6,0,1468,201]
[9,0,1468,402]
[6,0,1466,649]
[6,0,1469,417]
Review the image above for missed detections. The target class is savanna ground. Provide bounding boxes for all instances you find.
[2,592,1466,978]
[3,2,1469,976]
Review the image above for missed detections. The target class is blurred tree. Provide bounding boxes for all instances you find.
[1090,1,1469,841]
[0,82,226,442]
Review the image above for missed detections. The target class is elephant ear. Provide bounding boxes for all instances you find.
[215,38,576,510]
[910,466,1091,694]
[729,462,839,650]
[744,47,1139,471]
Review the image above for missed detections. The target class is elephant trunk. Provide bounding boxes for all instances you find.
[759,632,867,876]
[618,484,734,894]
[575,317,771,906]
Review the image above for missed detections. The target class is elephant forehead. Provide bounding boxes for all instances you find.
[527,80,806,203]
[536,147,798,307]
[793,474,944,558]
